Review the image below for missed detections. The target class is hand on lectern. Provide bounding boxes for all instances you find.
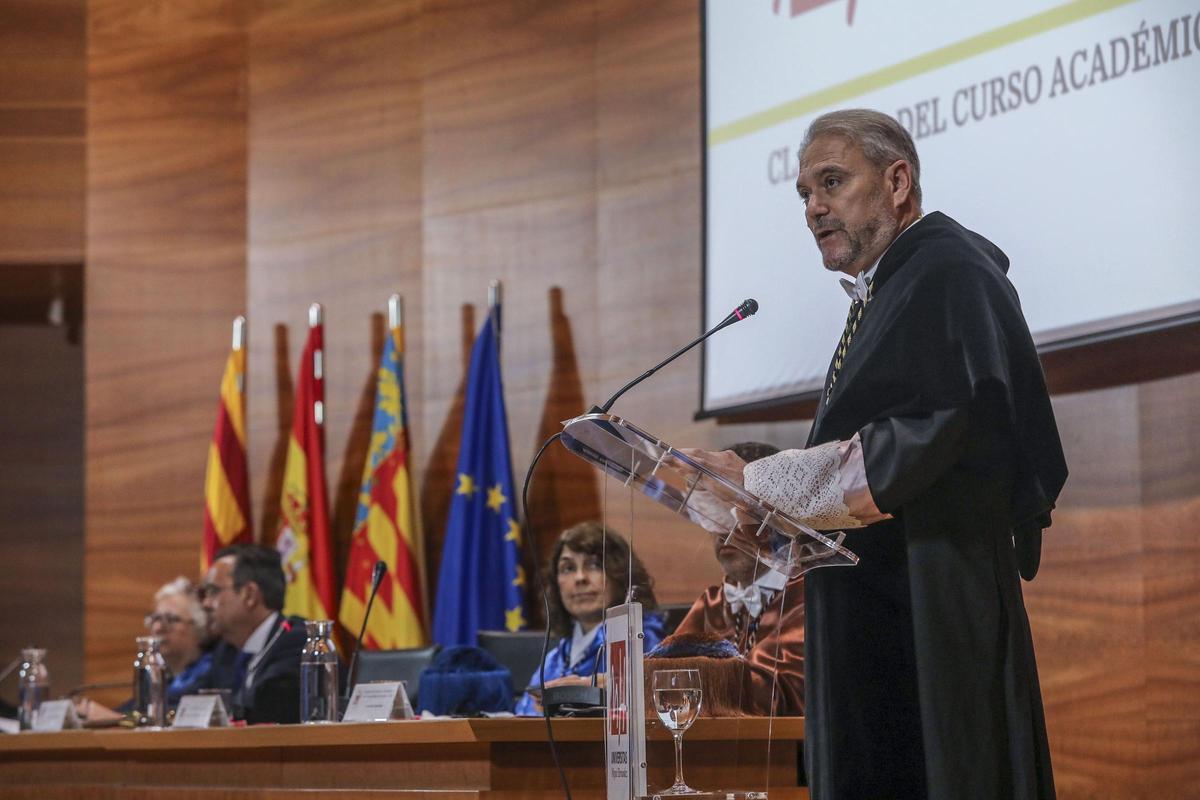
[677,448,749,490]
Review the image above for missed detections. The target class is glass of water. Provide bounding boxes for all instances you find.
[652,668,703,795]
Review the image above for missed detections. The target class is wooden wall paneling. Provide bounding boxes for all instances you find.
[0,0,86,105]
[593,0,699,442]
[418,0,599,218]
[244,1,425,598]
[1023,386,1147,798]
[0,0,84,263]
[0,324,84,694]
[1138,371,1200,795]
[592,0,708,602]
[0,139,85,263]
[418,0,601,596]
[0,0,85,693]
[85,0,248,698]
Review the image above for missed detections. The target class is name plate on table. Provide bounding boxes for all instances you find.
[173,695,230,729]
[32,700,80,732]
[343,681,414,723]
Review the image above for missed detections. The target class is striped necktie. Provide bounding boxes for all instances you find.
[825,276,873,404]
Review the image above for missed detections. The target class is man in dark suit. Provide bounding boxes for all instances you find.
[200,544,307,724]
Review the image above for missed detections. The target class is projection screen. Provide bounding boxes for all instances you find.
[701,0,1200,417]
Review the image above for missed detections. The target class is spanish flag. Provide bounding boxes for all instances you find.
[339,295,427,648]
[201,317,252,572]
[276,304,336,622]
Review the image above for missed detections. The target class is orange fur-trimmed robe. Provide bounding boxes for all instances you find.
[673,576,805,715]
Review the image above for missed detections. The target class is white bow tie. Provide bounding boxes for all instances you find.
[839,271,872,303]
[724,582,766,619]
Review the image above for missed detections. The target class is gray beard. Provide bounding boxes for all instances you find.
[822,214,896,274]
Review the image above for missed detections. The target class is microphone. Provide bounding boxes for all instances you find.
[717,298,758,328]
[595,298,758,413]
[345,560,388,702]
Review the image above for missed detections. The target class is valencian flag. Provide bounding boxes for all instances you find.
[201,316,252,571]
[276,303,337,621]
[433,288,527,646]
[339,295,427,649]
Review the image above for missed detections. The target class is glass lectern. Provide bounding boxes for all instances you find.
[559,413,859,799]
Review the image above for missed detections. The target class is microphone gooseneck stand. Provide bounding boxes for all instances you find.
[521,298,760,799]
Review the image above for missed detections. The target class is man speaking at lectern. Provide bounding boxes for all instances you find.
[691,109,1067,799]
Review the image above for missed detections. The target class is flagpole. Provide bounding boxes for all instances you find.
[388,293,402,330]
[488,279,501,349]
[232,316,246,394]
[309,302,324,427]
[232,315,246,350]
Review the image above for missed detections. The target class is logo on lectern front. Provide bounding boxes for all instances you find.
[608,639,628,736]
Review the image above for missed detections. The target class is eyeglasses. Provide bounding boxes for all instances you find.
[143,612,186,629]
[198,582,233,601]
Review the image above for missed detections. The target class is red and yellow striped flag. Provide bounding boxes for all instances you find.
[276,304,336,621]
[202,317,252,571]
[339,297,426,648]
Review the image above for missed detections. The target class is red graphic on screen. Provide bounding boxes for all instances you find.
[608,639,628,736]
[773,0,857,25]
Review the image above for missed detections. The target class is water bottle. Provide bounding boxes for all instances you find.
[17,648,49,731]
[300,620,339,723]
[132,636,166,727]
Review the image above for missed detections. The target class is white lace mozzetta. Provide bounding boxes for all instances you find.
[742,442,864,530]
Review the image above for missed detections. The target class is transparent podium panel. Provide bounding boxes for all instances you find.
[561,413,858,579]
[564,413,859,798]
[603,596,809,799]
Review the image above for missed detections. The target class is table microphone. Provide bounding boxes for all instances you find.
[594,298,758,414]
[345,560,388,701]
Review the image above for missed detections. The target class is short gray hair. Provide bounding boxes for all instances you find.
[154,576,207,630]
[800,109,922,207]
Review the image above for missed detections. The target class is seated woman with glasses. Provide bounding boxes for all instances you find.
[76,577,217,721]
[515,521,663,716]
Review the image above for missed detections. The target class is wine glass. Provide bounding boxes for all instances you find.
[652,668,703,795]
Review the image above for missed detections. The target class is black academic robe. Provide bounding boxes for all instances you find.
[803,212,1067,800]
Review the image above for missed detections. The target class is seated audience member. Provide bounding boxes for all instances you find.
[515,521,664,716]
[672,442,806,715]
[76,576,218,722]
[198,544,307,724]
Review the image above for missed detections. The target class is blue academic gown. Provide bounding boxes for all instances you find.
[515,614,664,716]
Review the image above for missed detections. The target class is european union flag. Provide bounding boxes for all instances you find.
[432,306,527,646]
